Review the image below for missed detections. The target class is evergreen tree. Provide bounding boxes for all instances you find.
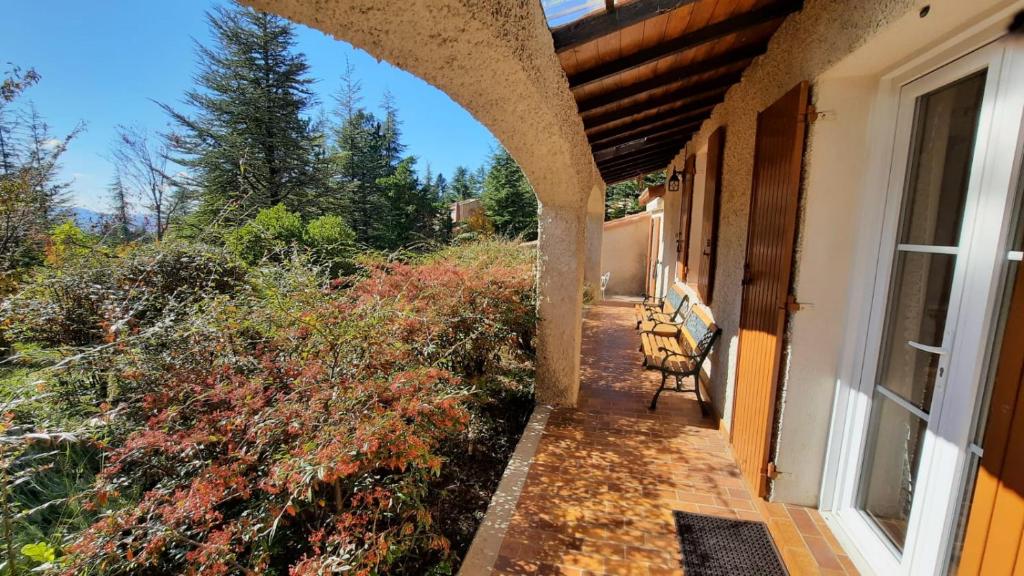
[161,3,325,226]
[481,147,538,241]
[449,166,476,201]
[332,108,390,245]
[24,104,75,225]
[379,90,404,166]
[604,171,664,220]
[473,165,487,196]
[376,157,436,249]
[106,171,134,242]
[0,66,80,269]
[433,173,448,201]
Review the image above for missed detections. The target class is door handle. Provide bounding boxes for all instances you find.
[907,340,946,355]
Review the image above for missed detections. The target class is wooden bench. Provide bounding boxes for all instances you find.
[639,304,721,414]
[634,285,689,330]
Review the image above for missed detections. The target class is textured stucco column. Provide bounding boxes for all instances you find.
[536,201,586,405]
[584,182,605,301]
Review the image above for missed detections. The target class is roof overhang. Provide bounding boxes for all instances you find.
[543,0,803,183]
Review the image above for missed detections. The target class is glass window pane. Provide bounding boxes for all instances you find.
[877,251,956,410]
[899,71,986,247]
[858,391,929,551]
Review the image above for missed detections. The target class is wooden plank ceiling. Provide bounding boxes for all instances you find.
[548,0,802,183]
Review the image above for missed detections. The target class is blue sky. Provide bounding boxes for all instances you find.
[2,1,498,211]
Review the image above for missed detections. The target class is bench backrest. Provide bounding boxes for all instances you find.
[680,305,721,364]
[662,286,689,320]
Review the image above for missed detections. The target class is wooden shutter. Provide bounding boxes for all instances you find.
[730,83,810,497]
[698,127,725,304]
[677,155,696,281]
[958,262,1024,575]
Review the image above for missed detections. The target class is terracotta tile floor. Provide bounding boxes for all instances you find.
[492,304,858,575]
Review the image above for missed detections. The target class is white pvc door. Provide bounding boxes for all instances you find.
[832,39,1024,576]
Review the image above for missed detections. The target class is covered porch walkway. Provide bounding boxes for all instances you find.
[491,304,857,575]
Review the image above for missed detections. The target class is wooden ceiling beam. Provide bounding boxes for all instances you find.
[587,103,714,142]
[553,0,699,52]
[599,148,676,169]
[585,71,737,129]
[568,0,801,89]
[592,122,698,153]
[594,132,693,165]
[603,162,671,183]
[583,80,734,130]
[598,147,679,170]
[575,44,765,113]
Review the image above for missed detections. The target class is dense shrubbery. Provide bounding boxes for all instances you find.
[0,231,536,575]
[227,204,357,277]
[1,238,244,347]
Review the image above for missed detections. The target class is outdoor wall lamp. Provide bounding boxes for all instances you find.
[667,167,683,192]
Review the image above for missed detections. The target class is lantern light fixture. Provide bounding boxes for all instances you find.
[667,166,684,192]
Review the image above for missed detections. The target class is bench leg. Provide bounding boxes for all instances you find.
[693,374,709,417]
[649,372,667,410]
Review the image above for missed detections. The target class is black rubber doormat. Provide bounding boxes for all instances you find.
[673,511,788,576]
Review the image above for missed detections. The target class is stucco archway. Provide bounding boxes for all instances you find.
[242,0,603,405]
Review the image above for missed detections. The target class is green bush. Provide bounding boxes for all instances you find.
[227,206,357,278]
[303,214,357,276]
[226,203,304,265]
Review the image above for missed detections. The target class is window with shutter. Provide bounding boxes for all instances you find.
[698,126,725,304]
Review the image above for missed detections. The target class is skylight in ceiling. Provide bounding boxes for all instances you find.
[542,0,611,28]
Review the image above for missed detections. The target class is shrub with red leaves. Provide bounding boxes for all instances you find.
[63,240,536,575]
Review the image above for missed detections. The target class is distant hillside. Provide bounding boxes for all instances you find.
[71,207,148,231]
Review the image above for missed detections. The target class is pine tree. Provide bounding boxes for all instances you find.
[379,90,404,167]
[107,171,133,242]
[332,109,390,245]
[481,147,538,241]
[24,104,76,226]
[604,171,664,220]
[161,3,325,226]
[433,173,448,201]
[376,157,436,249]
[449,166,476,201]
[0,67,80,269]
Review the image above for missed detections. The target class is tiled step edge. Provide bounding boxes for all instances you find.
[458,404,552,575]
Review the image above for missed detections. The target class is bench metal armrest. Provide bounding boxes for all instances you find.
[642,294,663,307]
[657,348,702,370]
[640,322,682,336]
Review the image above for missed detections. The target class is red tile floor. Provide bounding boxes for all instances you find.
[491,304,858,575]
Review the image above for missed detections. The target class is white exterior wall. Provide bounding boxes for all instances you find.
[601,213,650,297]
[658,0,1022,505]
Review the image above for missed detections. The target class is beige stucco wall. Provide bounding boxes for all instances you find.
[601,212,650,297]
[585,182,606,300]
[664,0,1020,505]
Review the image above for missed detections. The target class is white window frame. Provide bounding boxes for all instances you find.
[820,27,1024,576]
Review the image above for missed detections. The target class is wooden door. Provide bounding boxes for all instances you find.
[730,83,810,497]
[646,216,661,297]
[677,155,696,281]
[958,262,1024,575]
[698,126,725,304]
